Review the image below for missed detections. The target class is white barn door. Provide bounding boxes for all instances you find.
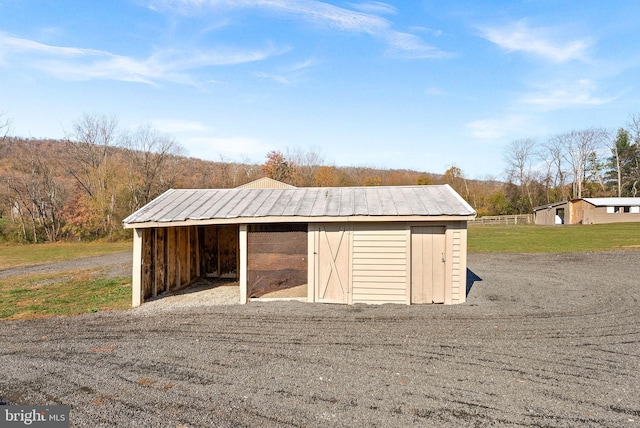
[411,226,446,304]
[315,224,350,304]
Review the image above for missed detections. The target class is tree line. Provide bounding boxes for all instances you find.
[1,111,637,243]
[0,113,468,243]
[502,114,640,214]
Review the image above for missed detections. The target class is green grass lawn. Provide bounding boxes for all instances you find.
[0,269,131,320]
[0,241,131,270]
[0,241,133,320]
[468,223,640,253]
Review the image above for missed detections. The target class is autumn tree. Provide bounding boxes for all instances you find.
[416,174,432,185]
[310,165,339,187]
[443,165,469,200]
[63,113,122,240]
[262,150,295,183]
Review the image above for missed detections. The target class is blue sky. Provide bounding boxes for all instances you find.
[1,0,639,179]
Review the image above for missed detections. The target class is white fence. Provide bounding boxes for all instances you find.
[469,214,533,226]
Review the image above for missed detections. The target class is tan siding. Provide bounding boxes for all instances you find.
[352,226,407,304]
[451,229,462,303]
[594,206,640,223]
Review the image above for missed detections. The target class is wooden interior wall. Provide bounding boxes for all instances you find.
[141,225,203,300]
[247,223,307,298]
[218,225,238,277]
[199,226,218,276]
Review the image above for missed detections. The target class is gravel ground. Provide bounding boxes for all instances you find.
[0,252,132,279]
[1,251,639,427]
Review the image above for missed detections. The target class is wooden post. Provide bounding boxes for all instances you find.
[239,224,247,304]
[307,225,315,303]
[132,228,143,307]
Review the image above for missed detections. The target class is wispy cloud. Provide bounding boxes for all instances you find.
[254,57,317,85]
[0,32,284,84]
[349,1,397,16]
[466,115,529,140]
[520,79,615,109]
[479,20,590,63]
[149,0,450,59]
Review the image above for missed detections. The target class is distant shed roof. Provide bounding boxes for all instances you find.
[581,197,640,206]
[236,177,296,189]
[123,185,476,228]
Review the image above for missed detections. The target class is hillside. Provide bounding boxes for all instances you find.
[0,136,505,243]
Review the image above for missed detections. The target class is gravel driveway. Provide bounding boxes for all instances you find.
[1,251,639,427]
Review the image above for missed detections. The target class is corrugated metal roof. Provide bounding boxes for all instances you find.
[123,185,476,226]
[582,197,640,206]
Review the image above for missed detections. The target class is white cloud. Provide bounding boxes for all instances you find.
[254,57,317,85]
[0,32,285,84]
[0,31,106,58]
[479,20,590,63]
[349,2,397,16]
[385,32,452,59]
[520,79,615,109]
[149,0,450,59]
[466,115,529,140]
[254,71,290,84]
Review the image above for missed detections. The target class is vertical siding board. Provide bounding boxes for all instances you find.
[190,225,199,281]
[410,227,424,304]
[131,229,143,307]
[155,228,166,294]
[180,227,189,286]
[166,227,177,291]
[142,229,153,299]
[239,224,247,304]
[307,225,316,303]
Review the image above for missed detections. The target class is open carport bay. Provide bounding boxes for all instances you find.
[1,251,639,427]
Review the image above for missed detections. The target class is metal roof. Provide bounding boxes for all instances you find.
[582,197,640,206]
[123,185,476,227]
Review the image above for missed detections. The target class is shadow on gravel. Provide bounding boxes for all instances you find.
[466,268,482,297]
[143,278,237,302]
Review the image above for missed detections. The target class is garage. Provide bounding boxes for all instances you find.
[123,183,476,306]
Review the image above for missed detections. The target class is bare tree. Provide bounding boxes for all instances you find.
[0,111,10,143]
[541,136,569,201]
[560,128,608,199]
[4,140,66,242]
[625,114,640,196]
[64,113,121,239]
[504,138,537,212]
[286,146,324,187]
[123,124,185,210]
